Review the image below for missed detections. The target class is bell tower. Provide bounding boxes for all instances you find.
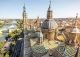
[23,3,28,30]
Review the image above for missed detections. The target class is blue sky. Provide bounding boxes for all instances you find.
[0,0,80,19]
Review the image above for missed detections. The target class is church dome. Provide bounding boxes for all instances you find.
[70,27,80,33]
[41,19,58,30]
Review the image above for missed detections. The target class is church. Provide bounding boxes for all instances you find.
[23,0,80,57]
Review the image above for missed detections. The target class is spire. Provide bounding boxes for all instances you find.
[23,3,26,9]
[48,0,51,11]
[23,3,26,14]
[47,0,53,19]
[75,13,78,28]
[23,3,28,30]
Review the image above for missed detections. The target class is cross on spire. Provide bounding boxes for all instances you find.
[24,3,25,6]
[48,0,51,11]
[23,3,26,9]
[50,0,51,6]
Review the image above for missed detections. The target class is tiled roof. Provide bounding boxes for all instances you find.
[31,45,48,53]
[56,42,77,57]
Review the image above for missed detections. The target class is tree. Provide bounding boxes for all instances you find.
[8,32,15,37]
[1,48,6,57]
[16,20,23,29]
[5,35,10,41]
[13,34,19,41]
[0,23,4,27]
[0,42,4,49]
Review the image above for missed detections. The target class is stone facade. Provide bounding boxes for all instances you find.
[42,29,55,41]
